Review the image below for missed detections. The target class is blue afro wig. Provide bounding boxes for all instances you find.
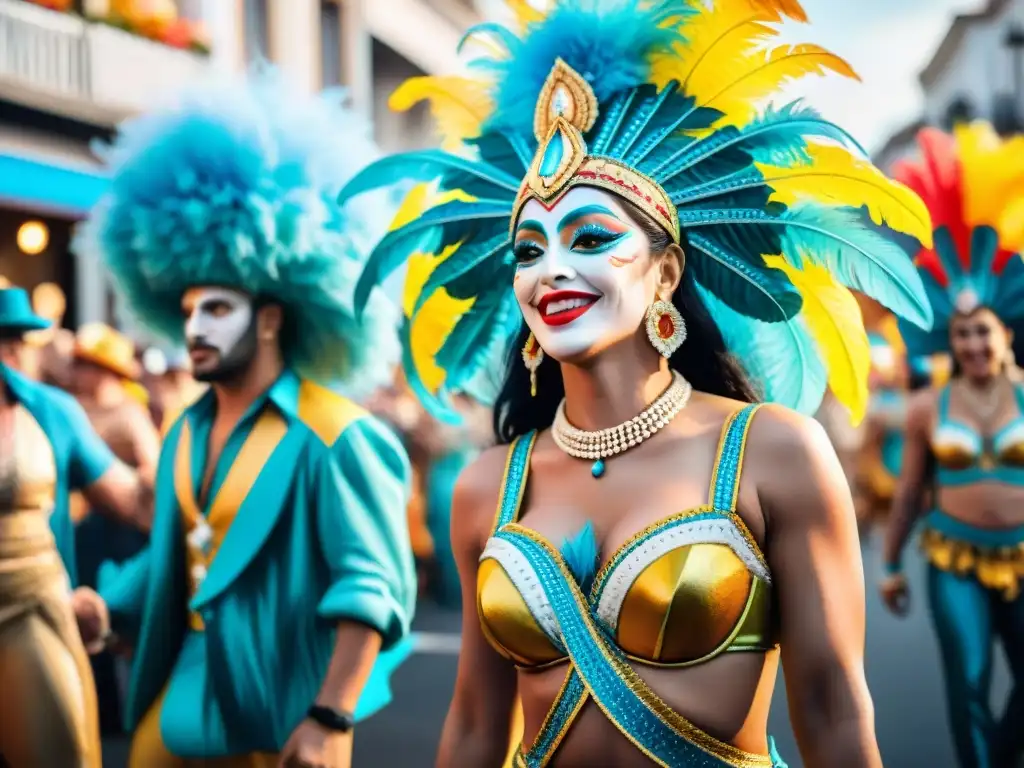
[74,64,399,398]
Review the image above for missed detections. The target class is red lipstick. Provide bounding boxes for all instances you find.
[537,290,600,327]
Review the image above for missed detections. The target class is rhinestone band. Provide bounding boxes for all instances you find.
[551,371,692,465]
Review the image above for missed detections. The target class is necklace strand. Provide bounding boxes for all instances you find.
[551,371,692,478]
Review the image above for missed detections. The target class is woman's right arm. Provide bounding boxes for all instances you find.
[880,389,934,613]
[436,447,518,768]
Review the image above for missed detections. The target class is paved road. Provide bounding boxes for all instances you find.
[103,531,1011,767]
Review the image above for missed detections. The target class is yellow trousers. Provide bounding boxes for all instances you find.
[130,690,278,768]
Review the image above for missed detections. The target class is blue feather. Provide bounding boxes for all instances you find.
[559,522,600,596]
[413,232,511,316]
[485,0,696,139]
[994,253,1024,320]
[698,287,826,414]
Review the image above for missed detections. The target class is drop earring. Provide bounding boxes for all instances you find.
[522,331,544,397]
[645,299,686,358]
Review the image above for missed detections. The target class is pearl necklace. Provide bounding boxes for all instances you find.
[551,371,693,478]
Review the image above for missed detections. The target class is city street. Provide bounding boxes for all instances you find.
[102,530,1011,767]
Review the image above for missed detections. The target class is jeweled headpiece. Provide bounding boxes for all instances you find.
[513,59,679,241]
[341,0,935,424]
[892,122,1024,357]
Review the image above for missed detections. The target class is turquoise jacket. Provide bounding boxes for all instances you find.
[99,370,417,751]
[1,363,115,584]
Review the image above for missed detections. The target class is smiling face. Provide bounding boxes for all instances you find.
[949,307,1012,381]
[181,286,258,382]
[512,187,663,364]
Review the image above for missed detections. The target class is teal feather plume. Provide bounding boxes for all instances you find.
[412,232,511,316]
[559,522,600,596]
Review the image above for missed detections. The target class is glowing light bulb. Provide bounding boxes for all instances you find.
[17,221,49,255]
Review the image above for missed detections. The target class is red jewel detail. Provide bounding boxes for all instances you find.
[528,337,540,356]
[658,313,674,339]
[575,170,671,221]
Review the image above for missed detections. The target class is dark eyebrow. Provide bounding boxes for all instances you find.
[515,219,546,239]
[557,205,620,232]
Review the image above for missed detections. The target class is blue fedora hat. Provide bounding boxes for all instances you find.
[0,287,52,334]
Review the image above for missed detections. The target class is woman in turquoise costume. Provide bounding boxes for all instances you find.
[882,124,1024,768]
[71,65,416,767]
[341,1,934,764]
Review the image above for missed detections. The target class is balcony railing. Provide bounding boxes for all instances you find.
[0,0,210,125]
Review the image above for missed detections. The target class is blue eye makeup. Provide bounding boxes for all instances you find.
[570,223,628,252]
[513,239,544,264]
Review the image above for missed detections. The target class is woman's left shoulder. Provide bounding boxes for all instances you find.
[745,402,833,462]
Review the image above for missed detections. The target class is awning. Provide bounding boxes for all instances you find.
[0,151,108,217]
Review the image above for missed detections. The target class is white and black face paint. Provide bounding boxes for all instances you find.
[182,287,258,382]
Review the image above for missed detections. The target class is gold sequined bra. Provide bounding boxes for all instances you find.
[477,404,782,768]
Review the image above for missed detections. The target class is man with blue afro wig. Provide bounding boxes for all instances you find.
[71,65,417,767]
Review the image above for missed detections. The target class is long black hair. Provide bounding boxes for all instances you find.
[492,202,760,444]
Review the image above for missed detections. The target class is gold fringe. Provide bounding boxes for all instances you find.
[920,528,1024,600]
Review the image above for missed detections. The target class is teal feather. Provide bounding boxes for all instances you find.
[590,90,636,155]
[353,199,512,313]
[337,150,521,204]
[994,253,1024,319]
[458,21,522,58]
[399,319,461,425]
[412,232,511,316]
[559,522,600,595]
[687,231,801,321]
[774,205,933,330]
[698,286,826,414]
[434,290,520,394]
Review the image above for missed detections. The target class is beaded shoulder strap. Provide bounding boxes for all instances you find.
[488,431,538,537]
[708,404,763,513]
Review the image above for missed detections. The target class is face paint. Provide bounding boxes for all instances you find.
[512,187,656,363]
[182,287,258,382]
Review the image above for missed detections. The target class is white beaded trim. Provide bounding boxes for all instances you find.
[481,537,563,647]
[595,519,772,631]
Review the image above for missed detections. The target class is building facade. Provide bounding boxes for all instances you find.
[0,0,481,333]
[875,0,1024,169]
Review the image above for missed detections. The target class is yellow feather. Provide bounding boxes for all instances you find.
[766,255,871,424]
[955,122,1024,247]
[388,76,494,151]
[755,142,934,247]
[404,247,475,394]
[398,185,479,394]
[506,0,545,29]
[649,0,805,101]
[698,42,858,130]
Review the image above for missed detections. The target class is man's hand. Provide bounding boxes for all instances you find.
[278,720,352,768]
[70,586,110,654]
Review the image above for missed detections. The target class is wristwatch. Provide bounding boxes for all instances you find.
[306,704,356,733]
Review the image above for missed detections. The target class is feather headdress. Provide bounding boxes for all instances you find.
[892,122,1024,358]
[73,64,399,398]
[340,0,934,423]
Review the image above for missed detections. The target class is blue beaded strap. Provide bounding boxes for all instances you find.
[709,404,763,513]
[497,525,774,768]
[490,431,538,536]
[518,667,588,766]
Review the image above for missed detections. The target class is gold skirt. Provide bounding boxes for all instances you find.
[0,512,101,768]
[921,524,1024,601]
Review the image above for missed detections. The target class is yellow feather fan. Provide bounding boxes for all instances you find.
[956,121,1024,248]
[651,0,857,131]
[756,142,934,248]
[388,77,494,151]
[766,255,871,424]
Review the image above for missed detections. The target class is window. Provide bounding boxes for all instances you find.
[321,0,342,87]
[243,0,268,61]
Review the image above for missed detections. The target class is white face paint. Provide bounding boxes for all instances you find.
[182,287,255,380]
[512,187,658,363]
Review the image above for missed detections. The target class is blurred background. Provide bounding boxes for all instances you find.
[0,0,1019,766]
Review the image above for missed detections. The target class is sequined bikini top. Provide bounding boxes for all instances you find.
[477,404,776,670]
[932,383,1024,486]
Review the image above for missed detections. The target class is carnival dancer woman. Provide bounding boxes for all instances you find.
[882,123,1024,768]
[0,286,152,768]
[342,1,934,765]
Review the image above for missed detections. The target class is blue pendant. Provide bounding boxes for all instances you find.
[591,459,606,478]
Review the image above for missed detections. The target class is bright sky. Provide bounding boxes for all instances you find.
[782,0,983,151]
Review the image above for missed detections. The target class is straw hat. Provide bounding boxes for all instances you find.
[73,323,140,380]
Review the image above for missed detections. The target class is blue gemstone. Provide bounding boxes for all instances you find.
[591,459,606,478]
[539,129,566,177]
